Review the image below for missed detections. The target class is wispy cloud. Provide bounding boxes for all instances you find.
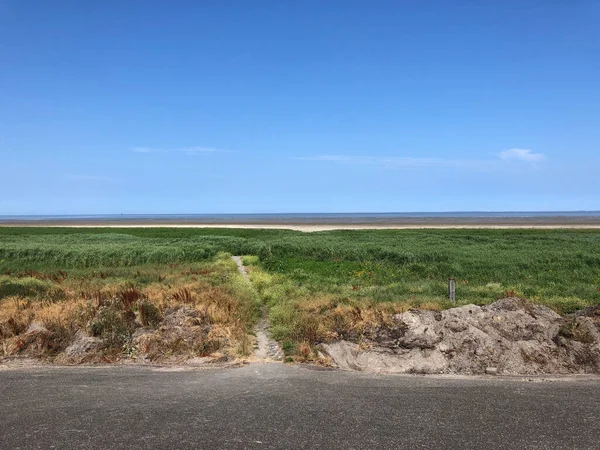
[498,148,545,162]
[295,149,547,170]
[132,146,231,155]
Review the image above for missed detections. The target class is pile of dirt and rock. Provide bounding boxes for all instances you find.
[323,298,600,375]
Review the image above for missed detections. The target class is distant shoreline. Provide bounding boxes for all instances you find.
[3,212,600,231]
[2,218,600,232]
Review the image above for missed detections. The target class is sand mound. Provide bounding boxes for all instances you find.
[323,298,600,375]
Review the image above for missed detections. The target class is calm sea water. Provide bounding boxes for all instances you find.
[2,212,600,224]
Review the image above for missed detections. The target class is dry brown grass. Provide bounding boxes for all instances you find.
[293,297,412,341]
[0,259,259,362]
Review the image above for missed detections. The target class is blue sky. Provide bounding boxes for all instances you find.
[1,0,599,214]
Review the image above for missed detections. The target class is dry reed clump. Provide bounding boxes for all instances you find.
[295,298,406,339]
[0,298,35,340]
[0,297,84,357]
[0,262,258,363]
[33,300,84,351]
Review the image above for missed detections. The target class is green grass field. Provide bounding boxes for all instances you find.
[2,227,600,305]
[2,227,600,359]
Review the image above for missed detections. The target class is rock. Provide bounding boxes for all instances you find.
[444,319,468,333]
[395,312,442,349]
[64,330,103,359]
[6,322,51,356]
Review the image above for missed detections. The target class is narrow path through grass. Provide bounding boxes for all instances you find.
[232,256,283,362]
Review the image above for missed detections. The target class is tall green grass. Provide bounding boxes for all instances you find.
[0,232,271,270]
[2,227,600,310]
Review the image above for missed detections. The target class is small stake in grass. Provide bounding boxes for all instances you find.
[448,278,456,303]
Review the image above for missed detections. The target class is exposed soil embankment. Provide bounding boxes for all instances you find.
[323,298,600,375]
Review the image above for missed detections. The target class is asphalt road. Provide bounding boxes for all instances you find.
[1,363,599,449]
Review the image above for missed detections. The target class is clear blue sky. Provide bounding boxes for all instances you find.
[2,0,599,214]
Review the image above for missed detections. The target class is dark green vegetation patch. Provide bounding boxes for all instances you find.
[1,227,600,312]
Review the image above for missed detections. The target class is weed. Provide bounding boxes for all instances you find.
[116,286,144,309]
[281,340,296,356]
[183,269,212,276]
[298,341,312,358]
[172,288,194,304]
[15,270,67,283]
[138,300,161,327]
[89,304,136,349]
[0,278,51,299]
[241,255,260,266]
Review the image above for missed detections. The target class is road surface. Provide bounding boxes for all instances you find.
[1,363,599,449]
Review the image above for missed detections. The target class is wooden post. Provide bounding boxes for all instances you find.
[448,278,456,303]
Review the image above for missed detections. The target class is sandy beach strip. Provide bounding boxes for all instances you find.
[2,220,600,232]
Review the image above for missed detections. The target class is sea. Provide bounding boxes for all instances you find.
[1,212,600,225]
